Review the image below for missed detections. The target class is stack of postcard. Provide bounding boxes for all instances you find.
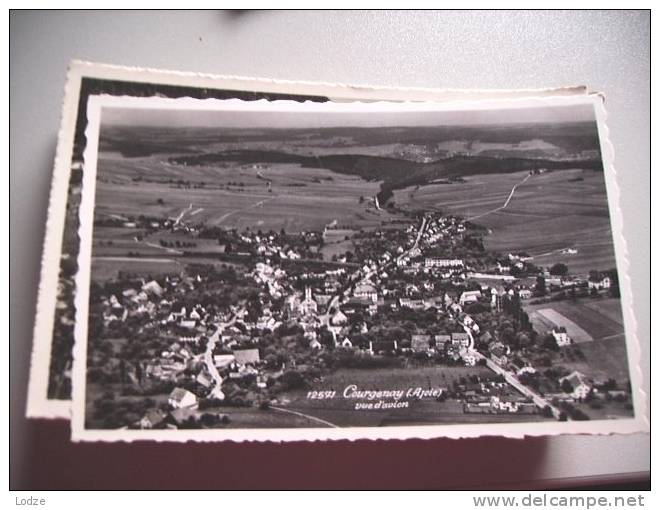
[26,61,647,442]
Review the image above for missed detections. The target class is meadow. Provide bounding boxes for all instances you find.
[523,298,629,384]
[394,168,617,275]
[529,309,594,344]
[524,298,624,342]
[91,257,182,281]
[95,155,393,234]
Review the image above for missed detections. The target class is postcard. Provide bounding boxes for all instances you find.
[27,60,585,419]
[68,94,646,441]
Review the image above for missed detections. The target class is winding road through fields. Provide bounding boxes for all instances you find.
[467,173,532,222]
[214,195,277,225]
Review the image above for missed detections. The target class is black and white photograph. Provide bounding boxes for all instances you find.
[69,94,644,441]
[25,63,334,419]
[28,61,558,420]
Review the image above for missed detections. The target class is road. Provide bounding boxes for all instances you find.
[411,216,428,252]
[322,215,427,322]
[457,314,562,419]
[467,173,532,221]
[470,349,563,419]
[215,195,277,225]
[140,240,183,255]
[203,315,237,400]
[269,406,339,428]
[170,203,194,226]
[92,256,180,264]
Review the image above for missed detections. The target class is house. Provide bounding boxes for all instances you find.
[354,282,378,303]
[309,338,323,350]
[196,371,214,389]
[256,316,278,331]
[138,408,166,429]
[449,302,463,315]
[489,342,508,366]
[462,352,477,366]
[560,371,593,399]
[142,280,164,297]
[399,298,426,310]
[180,319,197,329]
[518,289,533,299]
[517,366,537,377]
[460,290,482,306]
[169,406,197,427]
[546,277,562,288]
[552,327,571,347]
[490,395,519,413]
[451,332,470,349]
[343,297,372,314]
[478,331,493,345]
[314,294,332,307]
[588,275,612,290]
[462,314,475,327]
[337,337,353,348]
[122,288,138,298]
[447,345,462,361]
[168,387,198,409]
[331,310,348,326]
[434,334,451,350]
[213,354,236,369]
[300,287,318,315]
[411,334,432,352]
[424,258,464,268]
[286,294,301,312]
[109,294,122,309]
[232,348,261,366]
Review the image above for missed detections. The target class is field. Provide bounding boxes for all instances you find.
[531,308,594,344]
[91,257,182,281]
[95,155,394,233]
[92,226,228,258]
[395,168,616,275]
[524,298,629,384]
[276,366,549,427]
[524,298,624,342]
[320,229,356,261]
[562,336,632,383]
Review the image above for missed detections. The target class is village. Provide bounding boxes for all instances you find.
[87,206,629,430]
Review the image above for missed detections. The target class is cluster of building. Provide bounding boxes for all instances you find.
[92,203,625,428]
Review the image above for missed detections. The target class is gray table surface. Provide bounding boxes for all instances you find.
[10,10,649,487]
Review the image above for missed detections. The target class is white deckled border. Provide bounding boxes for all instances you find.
[25,64,82,419]
[27,60,589,419]
[70,93,647,442]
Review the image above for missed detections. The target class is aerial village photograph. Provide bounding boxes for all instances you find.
[77,98,634,431]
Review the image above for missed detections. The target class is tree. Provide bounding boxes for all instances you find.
[156,198,165,205]
[535,276,547,296]
[280,370,306,390]
[516,331,531,348]
[607,269,621,298]
[549,263,568,276]
[561,379,574,394]
[135,362,143,385]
